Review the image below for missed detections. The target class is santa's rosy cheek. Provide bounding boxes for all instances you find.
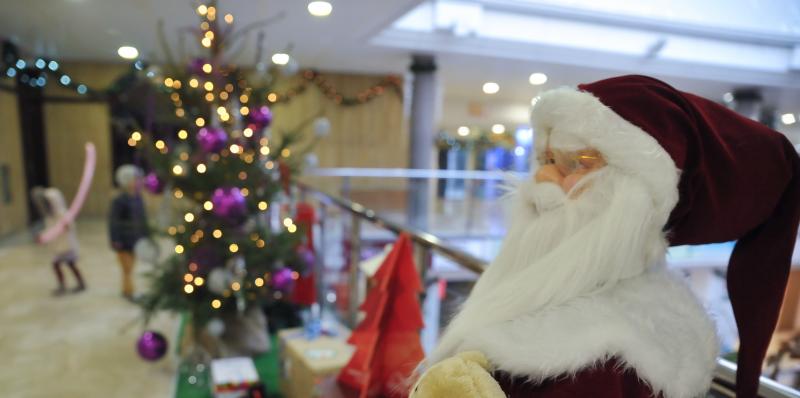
[561,173,583,193]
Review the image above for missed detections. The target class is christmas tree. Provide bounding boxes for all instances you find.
[135,1,321,347]
[338,233,425,398]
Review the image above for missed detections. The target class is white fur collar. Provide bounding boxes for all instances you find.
[452,268,718,398]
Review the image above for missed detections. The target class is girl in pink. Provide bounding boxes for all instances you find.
[31,187,86,295]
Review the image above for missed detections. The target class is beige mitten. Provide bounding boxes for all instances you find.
[410,351,506,398]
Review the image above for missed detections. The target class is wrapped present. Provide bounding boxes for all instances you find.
[210,357,266,398]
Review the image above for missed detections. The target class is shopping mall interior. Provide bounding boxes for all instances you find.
[2,1,800,397]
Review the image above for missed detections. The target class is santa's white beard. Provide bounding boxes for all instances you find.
[427,168,671,366]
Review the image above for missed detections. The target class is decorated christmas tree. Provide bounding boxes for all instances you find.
[134,0,323,355]
[338,233,425,398]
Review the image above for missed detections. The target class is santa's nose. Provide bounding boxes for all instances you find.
[534,164,564,186]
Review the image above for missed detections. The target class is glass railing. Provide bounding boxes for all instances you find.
[296,168,800,397]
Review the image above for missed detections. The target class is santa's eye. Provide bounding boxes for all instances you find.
[540,150,556,165]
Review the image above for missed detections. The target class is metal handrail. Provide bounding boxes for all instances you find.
[297,181,800,397]
[298,181,487,274]
[305,167,523,181]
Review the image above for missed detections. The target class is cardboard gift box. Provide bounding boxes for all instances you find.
[278,328,354,398]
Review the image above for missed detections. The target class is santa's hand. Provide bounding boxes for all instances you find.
[410,351,505,398]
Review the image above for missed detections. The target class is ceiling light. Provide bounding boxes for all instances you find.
[528,72,547,85]
[781,113,797,125]
[308,1,332,17]
[272,53,290,65]
[722,92,734,103]
[482,82,499,94]
[491,124,505,134]
[117,46,139,60]
[457,126,470,136]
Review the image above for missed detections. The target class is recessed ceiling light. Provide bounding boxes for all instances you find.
[528,72,547,85]
[117,46,139,60]
[457,126,470,136]
[781,113,797,125]
[271,53,290,65]
[308,1,332,17]
[531,96,540,107]
[482,82,499,94]
[491,124,505,134]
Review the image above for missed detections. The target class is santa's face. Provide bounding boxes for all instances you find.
[427,140,670,366]
[518,145,607,215]
[535,147,607,194]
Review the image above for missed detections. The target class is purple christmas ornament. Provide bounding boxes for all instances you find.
[197,127,228,153]
[136,330,168,361]
[248,106,273,131]
[143,172,164,194]
[272,267,294,292]
[211,187,247,221]
[296,246,316,271]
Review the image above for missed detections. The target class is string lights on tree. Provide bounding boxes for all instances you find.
[134,1,326,361]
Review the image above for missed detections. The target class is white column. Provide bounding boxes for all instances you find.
[407,54,438,230]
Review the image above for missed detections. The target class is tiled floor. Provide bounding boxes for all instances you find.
[0,219,179,397]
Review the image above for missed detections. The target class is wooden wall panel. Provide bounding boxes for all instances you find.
[43,102,113,218]
[39,63,129,219]
[0,88,28,236]
[271,73,408,194]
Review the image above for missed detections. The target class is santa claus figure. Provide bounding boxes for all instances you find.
[412,75,800,398]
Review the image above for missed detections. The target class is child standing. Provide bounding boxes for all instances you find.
[31,187,86,295]
[109,165,149,301]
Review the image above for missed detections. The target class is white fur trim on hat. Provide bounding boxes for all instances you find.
[531,87,680,221]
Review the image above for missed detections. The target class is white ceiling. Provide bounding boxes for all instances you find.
[2,0,799,132]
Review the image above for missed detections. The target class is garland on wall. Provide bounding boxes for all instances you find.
[0,40,103,96]
[263,70,402,107]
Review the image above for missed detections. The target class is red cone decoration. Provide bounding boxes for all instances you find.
[338,233,425,398]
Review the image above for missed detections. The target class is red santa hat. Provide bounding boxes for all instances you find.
[531,75,800,397]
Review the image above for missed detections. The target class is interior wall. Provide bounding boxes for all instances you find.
[270,72,408,194]
[35,63,407,214]
[41,62,126,218]
[43,102,114,218]
[0,86,28,236]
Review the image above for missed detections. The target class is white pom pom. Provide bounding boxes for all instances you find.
[206,318,226,337]
[313,117,331,137]
[304,153,319,169]
[207,268,233,295]
[133,238,159,264]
